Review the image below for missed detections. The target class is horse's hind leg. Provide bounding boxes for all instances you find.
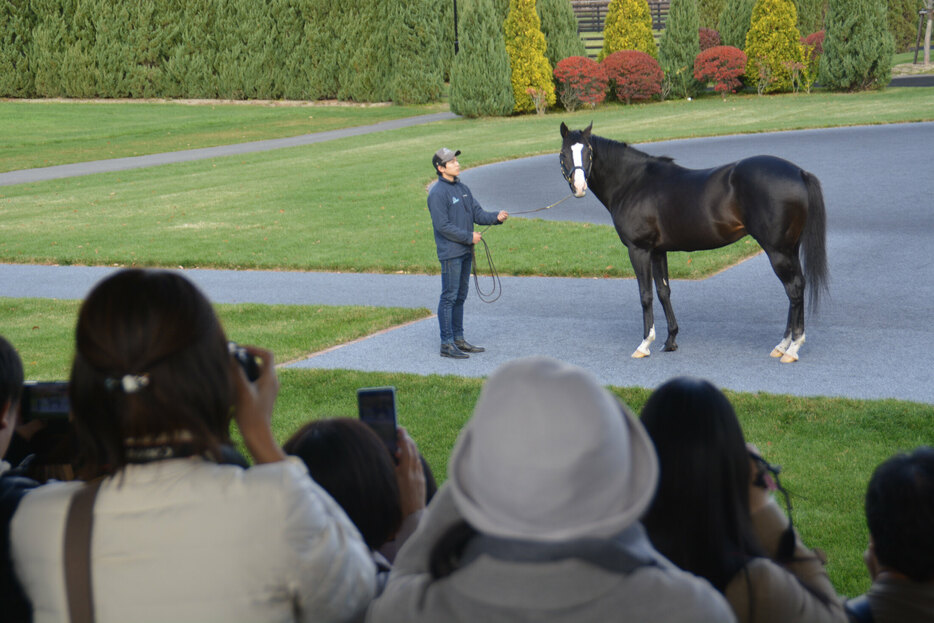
[651,251,678,351]
[763,246,805,362]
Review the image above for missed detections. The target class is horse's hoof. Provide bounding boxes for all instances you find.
[770,348,785,358]
[663,344,678,352]
[631,349,650,359]
[780,353,799,363]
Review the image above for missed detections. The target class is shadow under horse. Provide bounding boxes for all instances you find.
[559,123,828,362]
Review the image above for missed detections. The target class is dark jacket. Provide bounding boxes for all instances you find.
[1,462,38,623]
[427,175,501,261]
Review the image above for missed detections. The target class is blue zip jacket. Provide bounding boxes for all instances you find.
[428,175,502,261]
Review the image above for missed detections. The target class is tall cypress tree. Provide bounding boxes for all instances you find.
[719,0,755,48]
[162,0,218,98]
[793,0,827,35]
[600,0,658,60]
[819,0,894,90]
[450,0,514,116]
[537,0,586,68]
[388,0,443,104]
[698,0,727,29]
[744,0,804,93]
[338,0,392,101]
[504,0,556,113]
[659,0,701,97]
[306,0,343,99]
[0,0,35,97]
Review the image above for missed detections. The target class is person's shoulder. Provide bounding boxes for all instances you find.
[627,560,736,618]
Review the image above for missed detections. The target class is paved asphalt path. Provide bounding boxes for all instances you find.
[2,121,933,405]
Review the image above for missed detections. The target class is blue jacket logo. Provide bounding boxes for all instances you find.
[452,197,460,204]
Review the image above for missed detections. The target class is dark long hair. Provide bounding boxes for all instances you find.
[70,269,234,477]
[640,377,764,592]
[284,418,402,551]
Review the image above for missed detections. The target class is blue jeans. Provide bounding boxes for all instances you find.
[438,254,472,345]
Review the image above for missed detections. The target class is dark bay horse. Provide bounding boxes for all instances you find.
[559,123,828,362]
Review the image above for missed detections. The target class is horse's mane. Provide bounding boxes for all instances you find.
[591,134,674,165]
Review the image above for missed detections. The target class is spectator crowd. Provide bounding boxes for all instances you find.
[1,269,931,623]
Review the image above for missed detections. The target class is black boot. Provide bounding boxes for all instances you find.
[455,339,485,353]
[441,343,469,359]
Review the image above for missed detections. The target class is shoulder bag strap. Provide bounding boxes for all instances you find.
[64,478,105,623]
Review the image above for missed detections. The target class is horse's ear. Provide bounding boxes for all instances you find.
[583,122,593,138]
[560,122,569,138]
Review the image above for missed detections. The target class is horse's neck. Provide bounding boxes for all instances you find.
[590,137,651,205]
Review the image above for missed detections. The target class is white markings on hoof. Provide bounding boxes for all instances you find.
[779,333,805,363]
[770,335,792,358]
[632,326,655,359]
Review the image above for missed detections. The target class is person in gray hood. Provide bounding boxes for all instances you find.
[427,147,508,360]
[366,356,736,623]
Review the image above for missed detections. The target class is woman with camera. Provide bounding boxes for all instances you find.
[10,269,375,623]
[639,376,847,623]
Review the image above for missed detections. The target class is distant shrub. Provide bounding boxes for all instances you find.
[554,56,609,111]
[699,28,722,51]
[600,0,658,60]
[602,50,663,104]
[801,29,825,57]
[694,45,747,93]
[504,0,556,113]
[744,0,804,94]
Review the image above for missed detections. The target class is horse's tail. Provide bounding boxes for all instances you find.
[801,171,829,314]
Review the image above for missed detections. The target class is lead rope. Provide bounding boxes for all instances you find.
[472,193,574,303]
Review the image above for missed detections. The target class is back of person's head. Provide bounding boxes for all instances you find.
[70,269,234,477]
[865,446,934,582]
[0,335,24,413]
[640,376,762,591]
[447,356,658,543]
[284,418,402,551]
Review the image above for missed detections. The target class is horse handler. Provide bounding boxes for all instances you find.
[428,147,508,359]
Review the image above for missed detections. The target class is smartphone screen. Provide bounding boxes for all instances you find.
[21,381,71,422]
[357,386,398,458]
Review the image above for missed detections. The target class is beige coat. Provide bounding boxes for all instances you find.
[724,499,848,623]
[12,457,375,623]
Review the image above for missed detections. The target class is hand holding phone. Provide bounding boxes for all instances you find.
[357,386,398,459]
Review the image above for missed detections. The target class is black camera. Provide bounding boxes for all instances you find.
[228,342,261,382]
[20,381,71,422]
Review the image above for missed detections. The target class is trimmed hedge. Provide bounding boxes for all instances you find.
[602,50,663,104]
[0,0,443,103]
[694,45,747,93]
[554,55,609,111]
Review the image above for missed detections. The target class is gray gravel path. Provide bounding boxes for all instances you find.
[2,123,933,404]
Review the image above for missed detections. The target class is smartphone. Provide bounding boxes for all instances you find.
[357,386,398,458]
[21,381,71,422]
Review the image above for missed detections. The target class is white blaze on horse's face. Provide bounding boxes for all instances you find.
[571,142,588,197]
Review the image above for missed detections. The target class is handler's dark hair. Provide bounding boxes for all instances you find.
[0,335,24,411]
[865,445,934,582]
[284,418,402,551]
[70,269,234,478]
[639,376,765,592]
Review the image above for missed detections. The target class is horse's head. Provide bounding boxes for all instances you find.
[559,122,593,198]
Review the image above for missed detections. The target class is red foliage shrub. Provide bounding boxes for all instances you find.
[801,30,825,57]
[699,28,721,51]
[553,56,609,111]
[601,50,663,104]
[694,45,747,94]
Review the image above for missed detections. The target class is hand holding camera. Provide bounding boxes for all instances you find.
[230,343,284,464]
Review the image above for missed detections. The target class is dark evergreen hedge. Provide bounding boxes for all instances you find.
[0,0,443,102]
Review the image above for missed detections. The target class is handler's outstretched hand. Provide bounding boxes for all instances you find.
[497,211,509,222]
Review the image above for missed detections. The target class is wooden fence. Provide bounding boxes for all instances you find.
[570,0,670,58]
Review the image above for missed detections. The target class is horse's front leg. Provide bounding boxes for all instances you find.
[651,251,678,351]
[628,247,655,358]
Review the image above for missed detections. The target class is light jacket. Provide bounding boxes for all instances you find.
[366,486,736,623]
[724,499,848,623]
[11,457,375,623]
[427,175,501,261]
